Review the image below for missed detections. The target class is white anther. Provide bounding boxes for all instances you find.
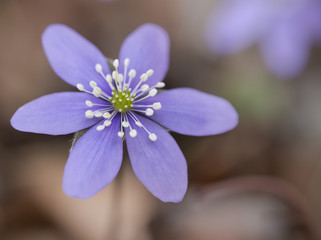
[90,81,97,88]
[129,129,137,138]
[122,121,129,128]
[149,133,157,141]
[117,74,123,83]
[145,108,154,116]
[77,83,84,91]
[140,73,148,82]
[112,100,116,103]
[85,110,94,118]
[93,87,102,97]
[95,63,102,72]
[118,131,124,138]
[86,100,93,107]
[156,82,165,88]
[97,125,105,131]
[129,69,136,78]
[112,71,118,80]
[152,102,162,110]
[124,58,130,67]
[135,121,143,127]
[149,89,157,97]
[103,112,111,118]
[113,59,119,68]
[94,112,103,117]
[106,74,113,84]
[141,84,149,92]
[104,120,112,126]
[146,69,154,77]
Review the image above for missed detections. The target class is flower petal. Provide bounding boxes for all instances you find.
[141,88,238,136]
[63,116,123,198]
[11,92,104,135]
[118,24,169,89]
[206,0,276,55]
[259,18,310,78]
[125,115,187,203]
[42,24,111,92]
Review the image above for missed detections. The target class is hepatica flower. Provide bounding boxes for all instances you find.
[11,24,238,202]
[206,0,321,78]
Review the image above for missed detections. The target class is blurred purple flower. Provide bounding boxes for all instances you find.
[11,23,238,202]
[206,0,321,78]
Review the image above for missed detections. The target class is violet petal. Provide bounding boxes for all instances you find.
[141,88,238,136]
[118,23,169,89]
[63,116,123,198]
[125,115,187,203]
[42,24,111,93]
[11,92,103,135]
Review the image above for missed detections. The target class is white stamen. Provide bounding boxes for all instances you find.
[112,71,118,80]
[77,83,85,91]
[95,63,102,73]
[156,82,165,88]
[94,112,103,117]
[90,81,97,89]
[149,88,157,97]
[97,125,105,131]
[135,121,143,127]
[129,69,136,78]
[118,131,124,138]
[124,58,130,67]
[129,129,137,138]
[106,74,112,84]
[104,120,112,126]
[103,112,111,118]
[145,108,154,116]
[152,102,162,110]
[93,87,102,97]
[85,110,94,118]
[146,69,154,77]
[140,73,148,82]
[141,84,149,92]
[113,59,119,69]
[149,133,157,141]
[117,74,124,83]
[122,121,129,128]
[86,100,93,107]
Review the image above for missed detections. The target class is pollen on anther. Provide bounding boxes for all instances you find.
[104,120,112,126]
[149,89,157,97]
[85,110,94,118]
[90,81,97,88]
[77,83,84,91]
[129,129,137,138]
[122,121,129,128]
[95,63,102,72]
[86,100,93,107]
[145,108,154,116]
[156,82,165,88]
[147,69,154,77]
[153,102,161,110]
[118,131,124,138]
[149,133,157,141]
[97,125,105,131]
[103,112,111,118]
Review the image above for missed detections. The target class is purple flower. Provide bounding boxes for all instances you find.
[206,0,321,78]
[11,23,238,202]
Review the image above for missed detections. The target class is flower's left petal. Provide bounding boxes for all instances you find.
[118,24,169,89]
[11,92,103,135]
[63,116,123,198]
[125,115,187,203]
[259,19,310,78]
[42,24,111,93]
[141,88,238,136]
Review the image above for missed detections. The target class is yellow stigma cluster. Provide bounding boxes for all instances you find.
[111,89,134,112]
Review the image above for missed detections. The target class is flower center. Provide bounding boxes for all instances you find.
[76,58,166,141]
[111,89,134,112]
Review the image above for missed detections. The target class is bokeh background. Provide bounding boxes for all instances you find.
[1,0,321,239]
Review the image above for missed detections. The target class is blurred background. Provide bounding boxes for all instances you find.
[1,0,321,239]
